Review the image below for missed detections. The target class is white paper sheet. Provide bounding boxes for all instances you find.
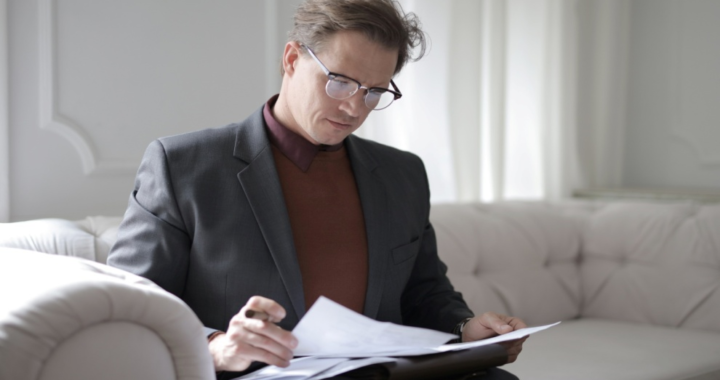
[292,296,457,356]
[437,321,562,352]
[304,321,561,357]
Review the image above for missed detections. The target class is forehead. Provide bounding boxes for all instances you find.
[313,31,398,86]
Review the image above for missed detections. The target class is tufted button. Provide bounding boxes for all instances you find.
[618,255,627,266]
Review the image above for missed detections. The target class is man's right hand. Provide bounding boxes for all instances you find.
[208,296,298,372]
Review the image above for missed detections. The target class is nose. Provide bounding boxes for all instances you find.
[338,90,365,118]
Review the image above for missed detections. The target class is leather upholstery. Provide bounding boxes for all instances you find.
[2,200,719,379]
[0,248,214,380]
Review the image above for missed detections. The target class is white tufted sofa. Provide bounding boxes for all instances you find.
[432,201,720,380]
[0,219,215,380]
[2,201,720,380]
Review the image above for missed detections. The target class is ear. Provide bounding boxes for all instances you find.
[282,41,303,77]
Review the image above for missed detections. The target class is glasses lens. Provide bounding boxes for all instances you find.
[326,76,358,100]
[366,90,395,110]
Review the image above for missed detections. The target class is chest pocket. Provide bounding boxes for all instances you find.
[392,237,420,265]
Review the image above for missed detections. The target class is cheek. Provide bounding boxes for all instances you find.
[311,98,339,120]
[305,98,325,123]
[355,109,372,126]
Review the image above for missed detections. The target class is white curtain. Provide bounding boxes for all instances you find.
[359,0,458,203]
[355,0,583,203]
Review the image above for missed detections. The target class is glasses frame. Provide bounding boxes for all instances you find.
[301,44,402,111]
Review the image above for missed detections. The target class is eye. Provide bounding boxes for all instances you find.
[331,77,354,89]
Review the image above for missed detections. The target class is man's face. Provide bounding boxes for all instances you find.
[284,31,398,146]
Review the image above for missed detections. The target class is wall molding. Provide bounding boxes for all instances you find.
[1,0,9,221]
[668,1,720,167]
[589,0,630,187]
[38,0,136,176]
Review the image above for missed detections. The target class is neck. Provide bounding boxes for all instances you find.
[272,92,319,146]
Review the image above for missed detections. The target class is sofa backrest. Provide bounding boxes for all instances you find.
[4,201,719,333]
[430,202,589,327]
[581,201,720,332]
[0,216,122,263]
[432,201,720,333]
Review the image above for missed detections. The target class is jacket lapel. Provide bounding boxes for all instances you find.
[346,136,389,320]
[233,108,306,320]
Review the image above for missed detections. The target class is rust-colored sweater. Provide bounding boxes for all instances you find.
[264,96,368,313]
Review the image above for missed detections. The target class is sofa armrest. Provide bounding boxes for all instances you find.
[0,248,214,380]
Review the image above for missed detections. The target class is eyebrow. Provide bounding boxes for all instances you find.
[303,45,392,89]
[332,71,394,92]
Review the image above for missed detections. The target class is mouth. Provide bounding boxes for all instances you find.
[327,119,353,130]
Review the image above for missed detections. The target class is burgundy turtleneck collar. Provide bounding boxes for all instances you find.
[262,95,344,172]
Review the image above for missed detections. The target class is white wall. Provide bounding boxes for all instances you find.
[574,0,720,193]
[6,0,299,221]
[622,0,720,189]
[575,0,630,189]
[4,0,719,221]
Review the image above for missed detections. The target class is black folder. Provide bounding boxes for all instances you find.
[331,343,511,380]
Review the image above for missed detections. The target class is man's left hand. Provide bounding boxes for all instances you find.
[461,312,528,364]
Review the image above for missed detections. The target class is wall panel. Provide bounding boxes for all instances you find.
[9,0,295,221]
[623,0,720,189]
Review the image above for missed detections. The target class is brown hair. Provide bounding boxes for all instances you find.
[286,0,427,75]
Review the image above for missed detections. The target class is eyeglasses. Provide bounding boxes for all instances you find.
[302,44,402,111]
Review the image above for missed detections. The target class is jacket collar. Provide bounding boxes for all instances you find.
[233,107,388,321]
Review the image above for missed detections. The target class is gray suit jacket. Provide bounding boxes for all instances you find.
[108,105,472,340]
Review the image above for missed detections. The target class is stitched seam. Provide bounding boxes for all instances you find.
[157,141,190,235]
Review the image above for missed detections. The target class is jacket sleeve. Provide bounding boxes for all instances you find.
[399,159,474,333]
[108,139,192,299]
[400,219,474,333]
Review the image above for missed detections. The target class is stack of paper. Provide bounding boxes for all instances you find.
[235,297,559,380]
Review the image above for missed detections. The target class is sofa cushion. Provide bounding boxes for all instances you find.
[581,202,720,332]
[75,216,123,263]
[502,318,720,380]
[431,202,584,326]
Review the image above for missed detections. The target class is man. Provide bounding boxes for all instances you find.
[108,0,527,378]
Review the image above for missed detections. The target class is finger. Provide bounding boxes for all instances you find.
[499,339,525,364]
[462,318,494,341]
[229,316,299,351]
[229,325,295,362]
[501,336,528,348]
[243,319,298,355]
[479,312,514,335]
[210,332,291,372]
[249,317,299,349]
[506,317,528,330]
[507,344,523,363]
[245,309,270,321]
[225,339,293,369]
[243,296,287,323]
